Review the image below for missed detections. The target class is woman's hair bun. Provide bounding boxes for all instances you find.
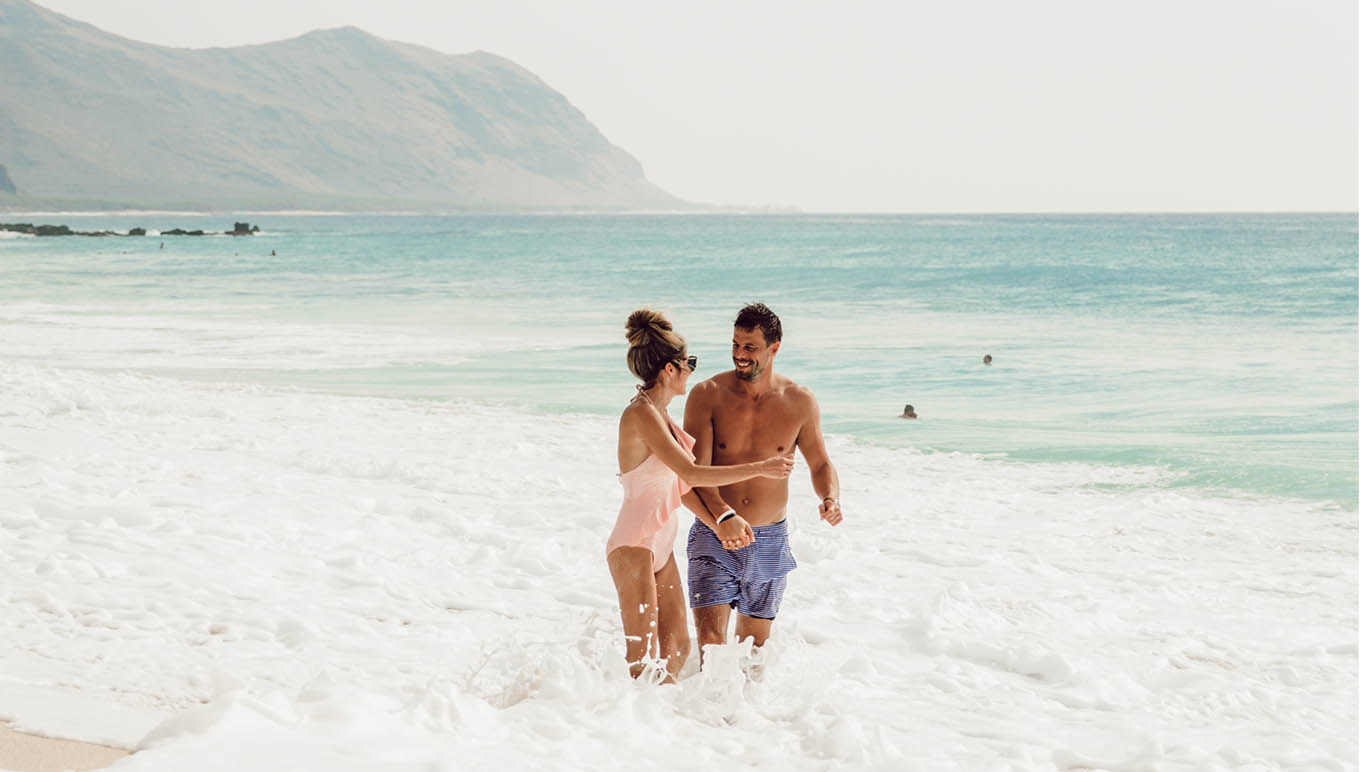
[625,308,673,347]
[624,308,686,385]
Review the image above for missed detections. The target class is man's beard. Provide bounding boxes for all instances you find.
[735,361,763,381]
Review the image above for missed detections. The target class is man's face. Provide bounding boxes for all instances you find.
[732,326,777,381]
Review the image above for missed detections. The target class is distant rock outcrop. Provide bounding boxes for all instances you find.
[0,163,14,194]
[0,0,681,210]
[1,222,258,237]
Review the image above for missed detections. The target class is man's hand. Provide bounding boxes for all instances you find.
[717,515,755,550]
[819,497,843,526]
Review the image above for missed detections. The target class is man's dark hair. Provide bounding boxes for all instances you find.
[734,303,782,344]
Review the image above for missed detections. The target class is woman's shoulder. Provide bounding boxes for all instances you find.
[619,397,658,429]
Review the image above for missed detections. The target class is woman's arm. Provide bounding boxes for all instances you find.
[628,405,792,487]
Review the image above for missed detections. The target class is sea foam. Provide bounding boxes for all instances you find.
[0,362,1354,770]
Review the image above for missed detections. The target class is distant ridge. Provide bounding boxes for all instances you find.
[0,0,683,210]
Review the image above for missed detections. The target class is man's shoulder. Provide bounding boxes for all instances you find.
[773,379,821,422]
[685,373,729,409]
[692,371,734,396]
[775,375,817,404]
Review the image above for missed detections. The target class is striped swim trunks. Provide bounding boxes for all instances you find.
[686,518,797,620]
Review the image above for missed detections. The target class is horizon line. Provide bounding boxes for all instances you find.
[1,208,1356,218]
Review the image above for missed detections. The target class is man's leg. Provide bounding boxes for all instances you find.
[687,519,741,669]
[732,573,788,649]
[733,613,775,680]
[733,614,773,647]
[692,603,731,668]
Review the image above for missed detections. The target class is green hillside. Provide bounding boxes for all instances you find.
[0,0,681,210]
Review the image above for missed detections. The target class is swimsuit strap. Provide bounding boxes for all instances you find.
[633,386,680,441]
[634,384,656,406]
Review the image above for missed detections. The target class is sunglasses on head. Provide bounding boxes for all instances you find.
[674,355,697,372]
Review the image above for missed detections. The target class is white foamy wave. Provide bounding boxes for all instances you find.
[0,308,491,372]
[0,363,1353,770]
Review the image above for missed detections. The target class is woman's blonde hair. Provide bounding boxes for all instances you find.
[625,308,686,387]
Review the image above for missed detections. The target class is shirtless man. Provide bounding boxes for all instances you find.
[682,303,843,655]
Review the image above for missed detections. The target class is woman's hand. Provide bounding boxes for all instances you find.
[757,454,795,479]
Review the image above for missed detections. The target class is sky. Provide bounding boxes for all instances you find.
[30,0,1360,212]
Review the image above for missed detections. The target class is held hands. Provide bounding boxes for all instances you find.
[819,497,843,526]
[758,454,796,479]
[717,514,755,550]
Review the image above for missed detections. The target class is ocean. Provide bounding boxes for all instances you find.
[0,212,1355,770]
[2,212,1355,507]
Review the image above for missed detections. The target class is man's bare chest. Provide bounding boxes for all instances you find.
[711,399,801,456]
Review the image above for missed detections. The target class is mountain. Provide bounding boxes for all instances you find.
[0,0,681,210]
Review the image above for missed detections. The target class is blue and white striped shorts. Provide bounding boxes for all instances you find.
[686,518,797,620]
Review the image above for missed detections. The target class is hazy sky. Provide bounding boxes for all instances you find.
[34,0,1360,212]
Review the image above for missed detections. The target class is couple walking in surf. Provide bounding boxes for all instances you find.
[607,303,844,683]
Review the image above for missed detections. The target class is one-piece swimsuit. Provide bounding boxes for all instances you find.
[606,395,695,573]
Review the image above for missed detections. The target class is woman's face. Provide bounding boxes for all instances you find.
[670,352,696,392]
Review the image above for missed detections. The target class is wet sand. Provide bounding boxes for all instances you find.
[0,723,128,772]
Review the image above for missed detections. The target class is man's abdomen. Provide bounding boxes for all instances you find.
[717,477,790,526]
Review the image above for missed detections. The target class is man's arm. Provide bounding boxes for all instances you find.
[680,490,714,520]
[683,381,754,549]
[794,389,843,526]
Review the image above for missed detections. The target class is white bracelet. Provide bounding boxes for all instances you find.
[716,509,737,525]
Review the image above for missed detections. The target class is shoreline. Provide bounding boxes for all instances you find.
[0,723,128,772]
[0,358,1352,511]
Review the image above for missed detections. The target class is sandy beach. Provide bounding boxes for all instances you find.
[0,723,127,772]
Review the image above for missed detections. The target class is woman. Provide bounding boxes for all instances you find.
[608,308,793,683]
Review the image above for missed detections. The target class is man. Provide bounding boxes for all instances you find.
[682,303,843,657]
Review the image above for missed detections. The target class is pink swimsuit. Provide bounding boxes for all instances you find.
[607,414,695,573]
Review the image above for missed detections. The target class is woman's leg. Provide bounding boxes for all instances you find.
[607,546,659,679]
[653,554,691,682]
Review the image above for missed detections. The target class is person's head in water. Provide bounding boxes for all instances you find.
[732,303,782,382]
[983,354,992,366]
[625,308,695,391]
[900,404,917,419]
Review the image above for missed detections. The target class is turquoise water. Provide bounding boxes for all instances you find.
[1,212,1355,507]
